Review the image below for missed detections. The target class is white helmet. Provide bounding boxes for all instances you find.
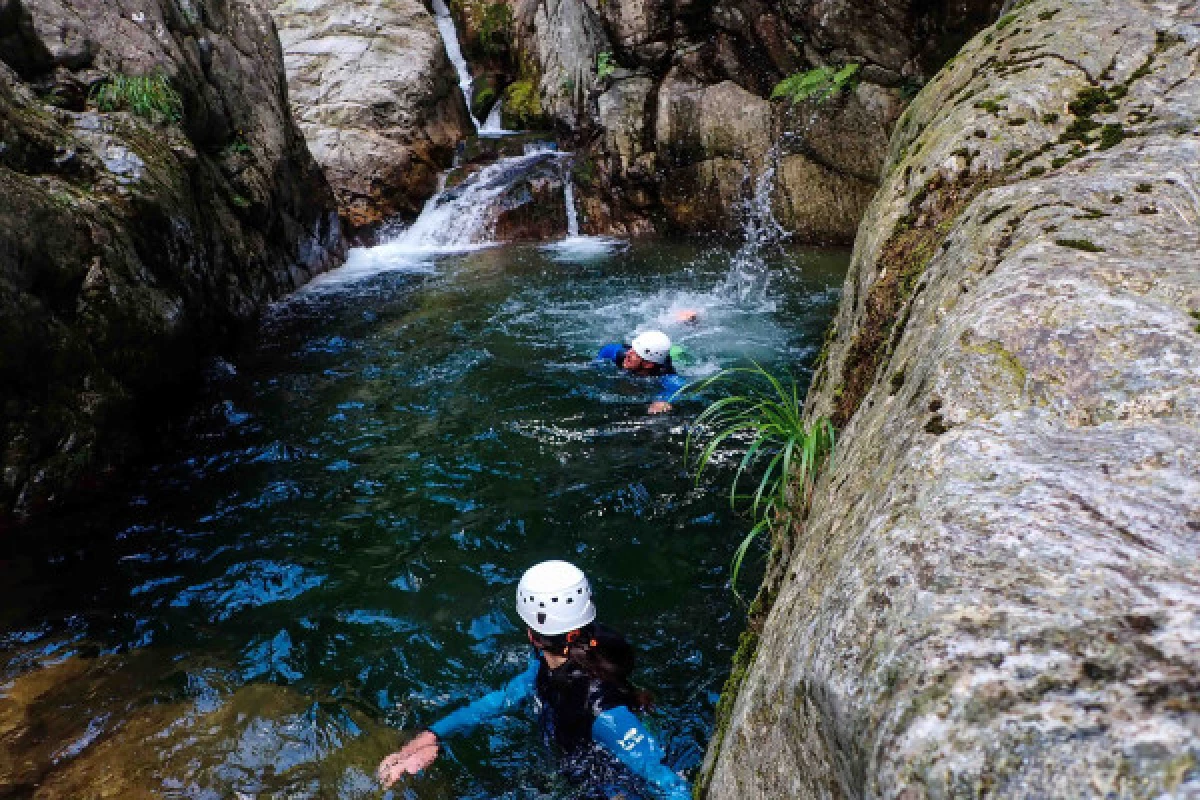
[631,330,671,364]
[516,560,596,635]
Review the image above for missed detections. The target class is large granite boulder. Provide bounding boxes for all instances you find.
[270,0,472,235]
[0,0,344,516]
[703,0,1200,795]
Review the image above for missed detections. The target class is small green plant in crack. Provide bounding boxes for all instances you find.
[222,137,252,157]
[596,50,616,81]
[1056,238,1105,252]
[686,365,836,598]
[974,97,1007,115]
[90,73,183,123]
[772,63,860,105]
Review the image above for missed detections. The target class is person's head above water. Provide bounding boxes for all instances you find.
[516,559,596,635]
[631,330,671,364]
[621,330,672,375]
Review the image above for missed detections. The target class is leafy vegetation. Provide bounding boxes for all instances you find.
[596,51,616,81]
[479,3,513,56]
[502,79,543,129]
[771,63,860,105]
[89,73,183,123]
[686,365,836,596]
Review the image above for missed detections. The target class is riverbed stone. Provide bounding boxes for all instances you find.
[270,0,472,234]
[702,0,1200,796]
[0,0,344,517]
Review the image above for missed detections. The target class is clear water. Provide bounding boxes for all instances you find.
[0,239,847,798]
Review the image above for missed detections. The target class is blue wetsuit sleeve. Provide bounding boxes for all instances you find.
[592,706,691,800]
[655,374,688,403]
[428,657,539,738]
[597,343,624,364]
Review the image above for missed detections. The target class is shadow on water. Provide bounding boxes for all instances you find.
[0,238,847,798]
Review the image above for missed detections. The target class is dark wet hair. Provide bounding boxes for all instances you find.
[531,623,654,710]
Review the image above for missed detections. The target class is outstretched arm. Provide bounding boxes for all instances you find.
[649,374,688,413]
[428,656,540,738]
[379,657,539,788]
[592,706,691,800]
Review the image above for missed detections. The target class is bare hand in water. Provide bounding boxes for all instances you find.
[673,309,699,324]
[378,730,439,788]
[648,401,672,414]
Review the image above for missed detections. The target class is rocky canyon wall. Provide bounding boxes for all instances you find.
[0,0,344,516]
[703,0,1200,795]
[446,0,1003,240]
[269,0,472,236]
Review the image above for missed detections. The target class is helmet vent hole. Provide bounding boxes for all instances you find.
[552,597,558,603]
[566,598,573,603]
[537,613,546,625]
[538,602,545,608]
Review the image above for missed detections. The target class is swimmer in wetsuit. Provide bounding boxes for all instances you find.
[597,330,689,415]
[377,561,691,799]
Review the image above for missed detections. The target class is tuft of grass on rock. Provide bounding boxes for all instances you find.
[686,365,836,597]
[1056,238,1105,252]
[90,73,183,123]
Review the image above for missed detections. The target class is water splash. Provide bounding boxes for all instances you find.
[721,149,790,303]
[432,0,479,131]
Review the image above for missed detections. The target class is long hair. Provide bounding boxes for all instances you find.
[532,623,654,710]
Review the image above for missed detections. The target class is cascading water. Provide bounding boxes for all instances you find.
[722,148,790,303]
[480,98,511,135]
[563,174,580,237]
[432,0,479,131]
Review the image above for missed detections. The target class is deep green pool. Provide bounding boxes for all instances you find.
[0,238,846,798]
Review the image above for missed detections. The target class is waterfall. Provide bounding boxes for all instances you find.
[385,151,565,251]
[432,0,479,131]
[563,174,580,237]
[480,98,508,134]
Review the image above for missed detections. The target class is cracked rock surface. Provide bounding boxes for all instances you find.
[270,0,472,234]
[704,0,1200,796]
[1,0,344,516]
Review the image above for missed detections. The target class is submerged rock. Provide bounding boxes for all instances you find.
[270,0,473,236]
[703,0,1200,796]
[0,0,344,516]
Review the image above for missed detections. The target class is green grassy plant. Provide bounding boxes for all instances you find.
[90,73,183,123]
[596,51,616,81]
[686,364,835,597]
[771,64,859,105]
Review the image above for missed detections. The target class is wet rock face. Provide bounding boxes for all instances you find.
[0,0,344,516]
[269,0,472,235]
[704,0,1200,796]
[479,0,1002,239]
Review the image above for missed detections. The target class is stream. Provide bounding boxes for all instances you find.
[1,234,846,798]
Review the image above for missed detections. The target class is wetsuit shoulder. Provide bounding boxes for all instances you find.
[428,655,539,738]
[597,343,625,363]
[655,373,687,402]
[592,705,691,799]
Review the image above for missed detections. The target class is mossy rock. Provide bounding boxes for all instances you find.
[501,80,548,130]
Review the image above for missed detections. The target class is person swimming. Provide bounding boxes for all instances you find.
[377,561,691,799]
[597,330,689,414]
